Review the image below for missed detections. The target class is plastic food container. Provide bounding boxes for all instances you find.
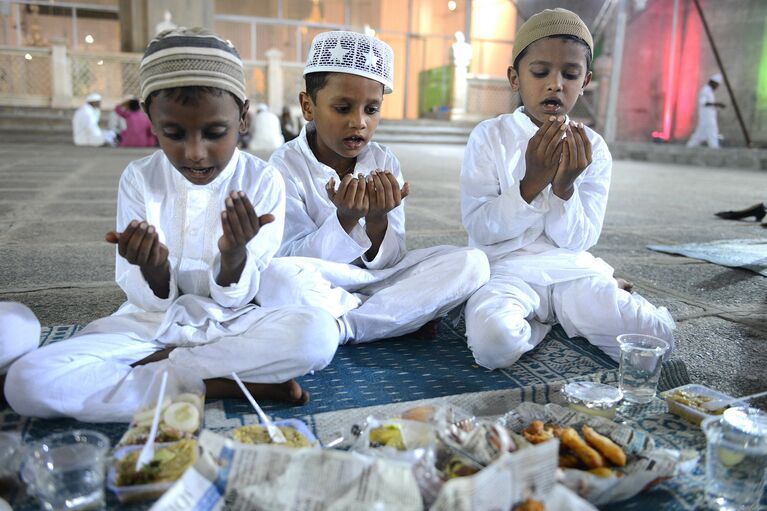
[106,440,198,503]
[231,418,319,447]
[662,383,734,426]
[561,382,624,419]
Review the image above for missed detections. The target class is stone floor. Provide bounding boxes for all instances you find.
[0,142,765,405]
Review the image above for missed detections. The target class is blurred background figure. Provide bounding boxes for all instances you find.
[280,105,300,142]
[113,96,156,148]
[248,103,284,152]
[686,73,726,149]
[72,93,117,147]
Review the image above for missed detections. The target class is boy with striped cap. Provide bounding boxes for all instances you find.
[7,28,338,421]
[261,31,490,343]
[460,9,675,368]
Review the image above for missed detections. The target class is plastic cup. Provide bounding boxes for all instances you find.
[21,430,110,511]
[703,407,767,510]
[617,334,669,404]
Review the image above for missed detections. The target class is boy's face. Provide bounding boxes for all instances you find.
[300,73,383,165]
[508,38,592,127]
[148,91,248,186]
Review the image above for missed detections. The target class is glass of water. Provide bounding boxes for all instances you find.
[617,334,669,404]
[703,407,767,510]
[21,430,110,511]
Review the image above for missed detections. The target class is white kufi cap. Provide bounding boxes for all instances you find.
[710,73,723,84]
[304,31,394,94]
[86,92,102,102]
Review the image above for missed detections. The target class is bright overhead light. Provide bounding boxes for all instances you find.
[84,34,94,44]
[447,1,457,11]
[97,60,104,65]
[24,53,32,60]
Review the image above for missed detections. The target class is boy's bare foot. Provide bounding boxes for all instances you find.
[616,278,634,293]
[413,319,440,340]
[206,378,309,405]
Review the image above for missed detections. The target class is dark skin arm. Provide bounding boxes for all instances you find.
[106,220,171,298]
[364,171,409,260]
[519,116,566,203]
[216,190,274,287]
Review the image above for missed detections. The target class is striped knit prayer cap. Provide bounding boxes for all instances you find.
[304,31,394,94]
[512,8,593,66]
[139,27,247,104]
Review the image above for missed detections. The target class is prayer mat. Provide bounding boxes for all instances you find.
[648,238,767,277]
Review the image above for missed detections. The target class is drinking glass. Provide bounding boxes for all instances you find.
[21,430,110,511]
[703,407,767,510]
[617,334,669,404]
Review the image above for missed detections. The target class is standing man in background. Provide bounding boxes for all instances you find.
[686,73,726,149]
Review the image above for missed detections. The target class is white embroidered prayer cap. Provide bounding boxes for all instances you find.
[303,31,394,94]
[86,92,102,102]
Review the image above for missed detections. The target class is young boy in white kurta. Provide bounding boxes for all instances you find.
[5,28,338,422]
[461,9,675,369]
[262,31,489,343]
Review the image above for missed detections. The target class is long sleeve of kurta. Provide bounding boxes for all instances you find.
[272,129,407,268]
[115,167,180,312]
[543,139,611,251]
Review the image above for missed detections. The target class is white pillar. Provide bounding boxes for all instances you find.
[604,0,627,144]
[50,38,73,108]
[450,32,472,122]
[265,48,283,115]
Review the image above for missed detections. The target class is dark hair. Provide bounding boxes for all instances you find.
[304,71,385,102]
[513,34,592,71]
[304,72,331,102]
[128,99,141,111]
[144,86,245,118]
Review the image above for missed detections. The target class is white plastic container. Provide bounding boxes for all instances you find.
[662,383,734,426]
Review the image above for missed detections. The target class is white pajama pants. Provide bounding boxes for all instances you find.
[5,305,338,422]
[0,302,41,375]
[261,247,490,344]
[465,272,675,370]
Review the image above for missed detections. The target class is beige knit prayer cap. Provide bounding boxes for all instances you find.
[512,8,594,66]
[139,27,247,104]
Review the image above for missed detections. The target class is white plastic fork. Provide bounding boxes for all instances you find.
[230,372,286,444]
[703,389,767,411]
[135,370,169,471]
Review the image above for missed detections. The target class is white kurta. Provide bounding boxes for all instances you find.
[249,111,285,152]
[72,104,116,147]
[260,124,490,343]
[461,108,674,369]
[0,302,40,376]
[6,149,338,422]
[686,84,720,148]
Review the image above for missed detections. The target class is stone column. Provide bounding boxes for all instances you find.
[50,38,73,108]
[450,31,471,122]
[266,48,283,114]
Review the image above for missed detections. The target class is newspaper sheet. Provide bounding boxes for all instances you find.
[498,402,688,506]
[151,430,423,511]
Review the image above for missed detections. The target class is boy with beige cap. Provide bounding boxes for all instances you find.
[460,9,675,369]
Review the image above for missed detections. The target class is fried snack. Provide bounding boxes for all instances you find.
[558,452,581,469]
[401,405,436,423]
[559,427,604,469]
[116,439,197,486]
[233,425,312,448]
[581,425,626,467]
[369,424,406,450]
[513,497,545,511]
[522,421,555,444]
[588,467,618,478]
[442,454,480,480]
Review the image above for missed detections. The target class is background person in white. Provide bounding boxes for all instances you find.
[72,92,117,147]
[686,73,726,149]
[248,103,284,152]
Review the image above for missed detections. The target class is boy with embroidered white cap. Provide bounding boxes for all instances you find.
[262,30,489,343]
[6,27,339,421]
[460,9,675,369]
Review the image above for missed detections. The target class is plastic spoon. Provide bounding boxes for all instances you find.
[230,372,286,444]
[135,370,169,471]
[703,389,767,411]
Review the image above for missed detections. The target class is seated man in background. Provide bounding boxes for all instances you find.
[72,92,117,147]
